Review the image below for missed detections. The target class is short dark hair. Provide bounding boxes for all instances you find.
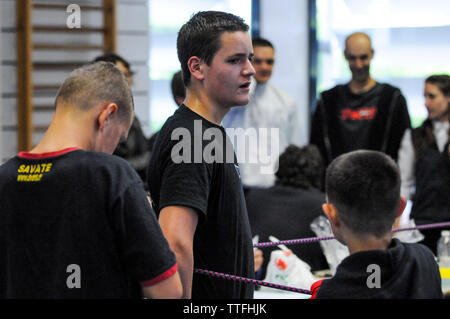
[275,144,324,190]
[177,11,249,87]
[325,150,401,237]
[56,62,134,123]
[94,53,130,71]
[252,37,274,50]
[171,70,185,104]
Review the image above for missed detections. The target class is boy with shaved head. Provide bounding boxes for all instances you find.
[310,150,442,299]
[310,32,411,166]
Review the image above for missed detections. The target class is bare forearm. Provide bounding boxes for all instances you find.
[159,206,198,299]
[171,244,194,298]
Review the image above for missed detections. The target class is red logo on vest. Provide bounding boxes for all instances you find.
[341,107,377,120]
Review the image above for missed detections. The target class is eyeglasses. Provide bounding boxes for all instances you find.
[252,58,275,66]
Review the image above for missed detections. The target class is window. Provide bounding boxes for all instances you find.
[148,0,252,134]
[315,0,450,127]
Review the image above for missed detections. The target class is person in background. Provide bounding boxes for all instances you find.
[0,62,182,299]
[310,150,442,299]
[310,32,411,167]
[245,144,329,280]
[398,74,450,255]
[223,37,306,189]
[148,70,186,153]
[94,53,151,188]
[171,70,186,107]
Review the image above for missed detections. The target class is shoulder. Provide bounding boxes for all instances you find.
[322,84,346,95]
[0,156,18,171]
[413,119,432,134]
[0,157,20,183]
[319,84,347,102]
[400,240,436,259]
[77,151,142,184]
[377,83,404,97]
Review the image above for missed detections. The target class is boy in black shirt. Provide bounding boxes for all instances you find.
[147,11,255,299]
[0,62,182,298]
[310,150,443,299]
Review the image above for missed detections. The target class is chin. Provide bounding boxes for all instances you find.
[234,98,250,106]
[255,78,269,84]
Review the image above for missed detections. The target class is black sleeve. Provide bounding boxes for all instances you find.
[310,98,330,165]
[158,157,211,223]
[112,181,177,285]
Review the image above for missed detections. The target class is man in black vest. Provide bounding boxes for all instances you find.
[310,32,411,165]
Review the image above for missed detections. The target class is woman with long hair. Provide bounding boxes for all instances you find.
[398,74,450,254]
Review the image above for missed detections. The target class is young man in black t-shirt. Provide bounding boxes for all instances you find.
[147,11,256,299]
[0,62,182,298]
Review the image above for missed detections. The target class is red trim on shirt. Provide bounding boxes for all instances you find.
[18,147,81,159]
[140,264,178,287]
[309,279,325,299]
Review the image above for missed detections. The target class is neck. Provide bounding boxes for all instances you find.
[30,108,94,153]
[349,77,376,94]
[183,90,229,125]
[342,229,392,255]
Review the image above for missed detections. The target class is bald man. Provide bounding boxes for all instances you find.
[310,32,411,166]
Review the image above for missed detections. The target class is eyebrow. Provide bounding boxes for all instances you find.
[228,52,254,59]
[347,54,369,59]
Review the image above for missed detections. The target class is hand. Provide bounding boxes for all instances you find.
[254,249,263,272]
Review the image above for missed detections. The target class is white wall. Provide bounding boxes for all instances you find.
[259,0,310,142]
[0,0,150,163]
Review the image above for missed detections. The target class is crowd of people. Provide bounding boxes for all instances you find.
[0,10,448,299]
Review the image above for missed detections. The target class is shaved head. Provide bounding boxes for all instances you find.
[345,32,373,53]
[56,61,134,124]
[344,32,374,84]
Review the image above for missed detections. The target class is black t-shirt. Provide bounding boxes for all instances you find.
[0,148,177,298]
[147,104,254,299]
[245,185,329,278]
[311,83,411,165]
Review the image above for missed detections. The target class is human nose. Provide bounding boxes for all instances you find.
[244,59,256,77]
[425,99,432,111]
[354,58,364,69]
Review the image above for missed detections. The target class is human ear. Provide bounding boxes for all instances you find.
[187,56,205,82]
[98,103,118,131]
[322,203,340,228]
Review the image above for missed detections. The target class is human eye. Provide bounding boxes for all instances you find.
[360,54,369,60]
[228,57,241,64]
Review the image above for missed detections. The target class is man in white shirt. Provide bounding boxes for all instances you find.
[223,37,305,188]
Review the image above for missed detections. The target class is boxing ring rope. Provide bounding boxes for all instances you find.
[194,221,450,295]
[194,268,313,295]
[253,221,450,249]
